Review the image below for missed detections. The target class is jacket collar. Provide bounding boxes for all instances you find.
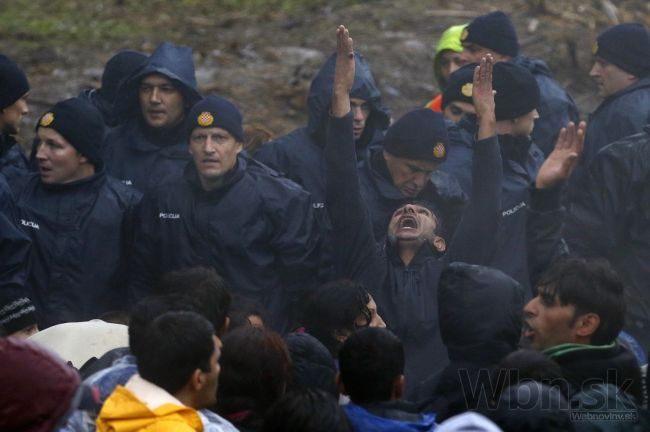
[40,167,107,192]
[183,155,246,198]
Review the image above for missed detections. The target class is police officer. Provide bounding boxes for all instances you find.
[0,54,30,189]
[130,95,323,332]
[16,98,141,328]
[459,10,579,157]
[103,42,201,191]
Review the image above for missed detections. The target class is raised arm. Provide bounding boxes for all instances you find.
[325,25,383,284]
[445,55,503,264]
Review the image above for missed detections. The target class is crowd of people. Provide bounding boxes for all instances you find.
[1,9,650,431]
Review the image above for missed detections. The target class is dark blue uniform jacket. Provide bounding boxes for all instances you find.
[326,112,502,397]
[129,156,323,331]
[15,170,141,328]
[0,175,30,294]
[0,133,30,193]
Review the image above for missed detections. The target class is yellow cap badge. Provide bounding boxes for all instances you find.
[40,112,54,127]
[460,28,469,41]
[592,41,599,56]
[461,83,473,98]
[433,142,446,159]
[197,112,214,127]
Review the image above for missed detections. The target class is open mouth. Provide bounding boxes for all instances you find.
[399,216,417,229]
[522,321,535,339]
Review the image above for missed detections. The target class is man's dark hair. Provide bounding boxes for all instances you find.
[128,293,202,358]
[536,257,625,345]
[338,327,404,404]
[264,389,350,432]
[137,311,215,395]
[302,279,371,357]
[158,266,231,333]
[216,327,291,426]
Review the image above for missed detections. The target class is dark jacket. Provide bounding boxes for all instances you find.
[129,156,323,332]
[255,52,390,206]
[284,332,337,397]
[441,118,544,292]
[343,402,436,432]
[0,175,30,294]
[418,263,524,420]
[102,42,201,192]
[79,88,118,128]
[0,133,30,192]
[15,170,141,328]
[359,148,467,244]
[326,113,502,397]
[565,128,650,348]
[568,76,650,202]
[515,56,580,157]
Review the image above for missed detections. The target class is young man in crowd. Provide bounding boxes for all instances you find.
[16,98,141,328]
[459,10,579,157]
[425,23,467,112]
[130,95,323,331]
[102,42,201,191]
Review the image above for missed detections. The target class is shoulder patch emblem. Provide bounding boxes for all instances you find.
[433,142,446,159]
[461,83,473,97]
[40,112,55,127]
[197,112,214,127]
[460,28,469,41]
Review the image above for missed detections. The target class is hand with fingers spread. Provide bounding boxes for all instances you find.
[472,54,496,140]
[332,25,355,118]
[535,121,587,189]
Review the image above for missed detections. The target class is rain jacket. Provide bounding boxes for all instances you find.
[0,132,30,191]
[565,127,650,349]
[425,23,467,111]
[102,42,201,192]
[15,170,141,328]
[96,375,203,432]
[343,402,436,432]
[515,56,580,157]
[129,156,322,331]
[441,116,544,292]
[255,51,390,206]
[326,112,502,396]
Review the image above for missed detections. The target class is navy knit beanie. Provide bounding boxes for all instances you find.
[595,23,650,78]
[98,50,147,102]
[187,95,244,142]
[492,62,540,121]
[0,54,30,110]
[442,63,477,109]
[36,98,105,169]
[462,11,519,58]
[383,109,448,163]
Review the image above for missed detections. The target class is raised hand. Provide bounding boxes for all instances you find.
[472,54,496,140]
[535,121,587,189]
[332,25,354,118]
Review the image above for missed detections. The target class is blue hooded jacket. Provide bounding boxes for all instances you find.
[255,51,390,205]
[343,403,436,432]
[102,42,201,192]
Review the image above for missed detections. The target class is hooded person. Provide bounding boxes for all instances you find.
[416,263,525,422]
[79,49,147,128]
[255,51,390,208]
[15,97,141,328]
[102,42,202,191]
[425,23,468,112]
[459,10,579,157]
[0,54,31,189]
[129,95,323,332]
[284,332,338,397]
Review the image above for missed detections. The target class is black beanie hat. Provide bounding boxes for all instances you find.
[98,50,148,102]
[0,54,30,111]
[595,23,650,78]
[492,62,540,121]
[0,293,36,335]
[187,95,244,142]
[383,109,448,163]
[442,63,478,109]
[462,11,519,58]
[36,98,105,169]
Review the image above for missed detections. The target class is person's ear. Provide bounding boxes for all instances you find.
[575,313,600,340]
[431,236,446,252]
[391,375,405,400]
[235,141,244,154]
[336,372,348,396]
[191,368,205,391]
[218,316,230,337]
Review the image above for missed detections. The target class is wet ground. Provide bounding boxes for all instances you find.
[2,0,649,145]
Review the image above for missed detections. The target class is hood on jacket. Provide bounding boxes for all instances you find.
[285,332,338,397]
[306,51,390,146]
[438,263,525,363]
[96,384,203,432]
[433,24,467,90]
[0,337,81,432]
[115,42,201,122]
[343,403,436,432]
[514,55,554,79]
